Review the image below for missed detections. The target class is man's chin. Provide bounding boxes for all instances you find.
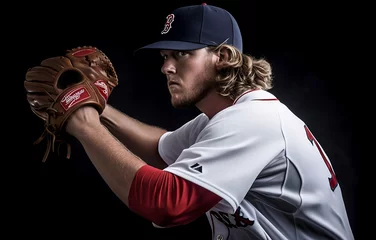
[171,99,193,109]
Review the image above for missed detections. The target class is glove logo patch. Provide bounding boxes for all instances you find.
[60,87,91,111]
[94,80,109,100]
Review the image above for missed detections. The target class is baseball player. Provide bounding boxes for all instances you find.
[64,3,355,240]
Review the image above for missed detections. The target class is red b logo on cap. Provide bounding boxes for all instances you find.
[161,14,174,34]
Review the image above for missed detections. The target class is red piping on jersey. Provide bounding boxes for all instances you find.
[254,98,278,101]
[128,164,222,227]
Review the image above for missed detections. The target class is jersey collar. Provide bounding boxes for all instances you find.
[232,89,278,105]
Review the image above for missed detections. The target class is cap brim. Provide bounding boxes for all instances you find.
[134,41,207,54]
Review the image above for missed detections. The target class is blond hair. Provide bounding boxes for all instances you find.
[209,44,273,100]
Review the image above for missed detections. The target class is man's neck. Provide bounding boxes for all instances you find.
[196,91,233,119]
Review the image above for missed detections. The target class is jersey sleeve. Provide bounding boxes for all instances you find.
[158,113,209,166]
[163,102,285,213]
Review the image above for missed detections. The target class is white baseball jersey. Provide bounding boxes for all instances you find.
[158,90,354,240]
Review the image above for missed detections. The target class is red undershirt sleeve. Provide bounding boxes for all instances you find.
[128,164,222,227]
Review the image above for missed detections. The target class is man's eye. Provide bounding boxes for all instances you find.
[177,51,187,57]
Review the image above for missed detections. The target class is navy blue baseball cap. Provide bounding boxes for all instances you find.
[136,3,243,53]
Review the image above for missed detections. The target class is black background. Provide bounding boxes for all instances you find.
[9,0,360,239]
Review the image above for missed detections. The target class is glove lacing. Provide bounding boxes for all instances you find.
[33,91,71,162]
[33,118,72,162]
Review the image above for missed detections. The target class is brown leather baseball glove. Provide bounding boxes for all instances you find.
[24,46,119,162]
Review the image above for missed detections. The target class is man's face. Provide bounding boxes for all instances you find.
[160,48,218,108]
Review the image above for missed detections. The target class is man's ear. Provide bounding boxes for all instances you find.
[215,47,231,70]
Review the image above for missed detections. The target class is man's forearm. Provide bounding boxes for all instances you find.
[100,105,168,169]
[75,122,146,206]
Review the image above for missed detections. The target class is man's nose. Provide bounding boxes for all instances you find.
[161,60,176,75]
